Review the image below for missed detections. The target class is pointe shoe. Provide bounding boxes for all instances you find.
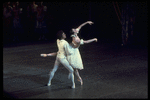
[47,82,51,86]
[77,78,83,85]
[72,84,75,89]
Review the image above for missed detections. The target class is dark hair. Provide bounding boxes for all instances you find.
[67,29,75,43]
[70,29,74,35]
[57,30,64,39]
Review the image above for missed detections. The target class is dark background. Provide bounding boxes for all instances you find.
[3,1,148,47]
[3,2,148,98]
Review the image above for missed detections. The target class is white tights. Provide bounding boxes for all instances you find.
[48,57,75,88]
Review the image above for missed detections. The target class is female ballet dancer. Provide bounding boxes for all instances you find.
[41,21,97,86]
[68,21,97,85]
[41,30,80,88]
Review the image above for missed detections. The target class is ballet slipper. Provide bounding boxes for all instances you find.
[47,82,51,86]
[77,77,83,85]
[72,84,75,89]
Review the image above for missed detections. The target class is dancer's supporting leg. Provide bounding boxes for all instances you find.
[59,58,75,88]
[74,69,83,85]
[47,58,60,86]
[48,57,75,88]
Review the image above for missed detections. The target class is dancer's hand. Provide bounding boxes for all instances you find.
[94,38,98,42]
[87,21,94,25]
[40,54,47,57]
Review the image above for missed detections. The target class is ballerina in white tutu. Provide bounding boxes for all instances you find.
[67,21,97,85]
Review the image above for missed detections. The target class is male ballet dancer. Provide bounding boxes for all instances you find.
[41,30,80,88]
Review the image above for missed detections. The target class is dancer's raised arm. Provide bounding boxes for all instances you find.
[72,21,94,33]
[76,21,94,31]
[83,38,98,44]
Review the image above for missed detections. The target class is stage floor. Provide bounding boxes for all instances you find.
[3,42,148,99]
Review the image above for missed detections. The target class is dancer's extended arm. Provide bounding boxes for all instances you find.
[76,21,94,32]
[40,44,80,57]
[83,38,98,44]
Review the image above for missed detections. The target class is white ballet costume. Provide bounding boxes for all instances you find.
[66,35,84,70]
[47,39,75,88]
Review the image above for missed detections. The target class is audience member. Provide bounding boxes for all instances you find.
[35,2,48,40]
[12,2,23,41]
[3,2,13,42]
[27,1,38,40]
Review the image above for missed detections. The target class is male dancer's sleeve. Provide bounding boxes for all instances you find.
[64,41,73,55]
